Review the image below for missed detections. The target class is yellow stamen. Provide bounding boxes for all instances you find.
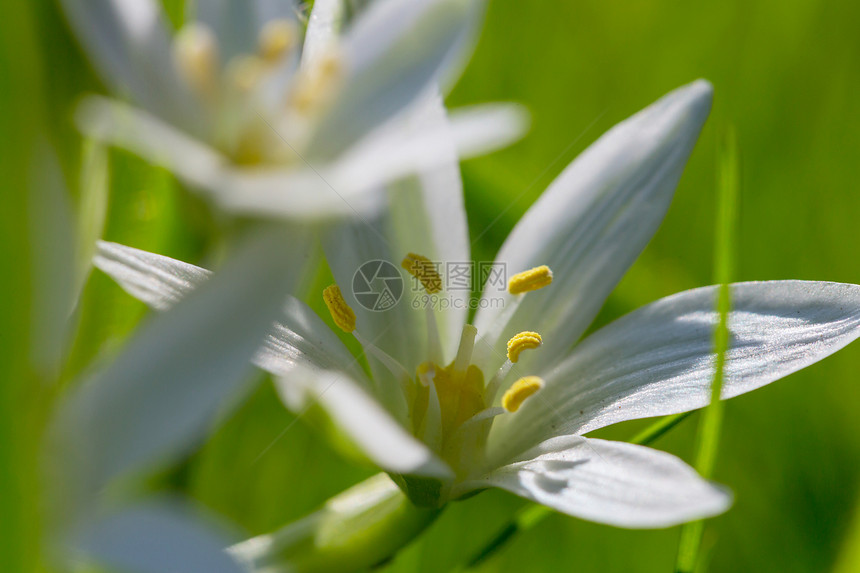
[508,265,553,295]
[506,331,542,363]
[174,24,218,94]
[502,376,544,412]
[227,55,265,92]
[258,19,298,62]
[323,284,356,332]
[401,253,442,294]
[290,50,343,114]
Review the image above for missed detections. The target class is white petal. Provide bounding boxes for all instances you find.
[473,80,713,373]
[322,214,424,410]
[329,102,527,211]
[274,368,452,479]
[77,93,523,221]
[383,92,480,360]
[301,0,345,68]
[215,102,526,219]
[94,241,212,311]
[76,95,225,190]
[51,228,297,497]
[71,503,243,573]
[488,281,860,463]
[59,0,204,135]
[457,436,730,529]
[305,0,480,158]
[318,100,525,393]
[93,241,366,383]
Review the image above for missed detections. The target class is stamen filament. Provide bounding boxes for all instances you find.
[353,330,412,385]
[424,305,443,364]
[453,324,477,374]
[422,380,443,451]
[457,407,506,434]
[484,359,513,404]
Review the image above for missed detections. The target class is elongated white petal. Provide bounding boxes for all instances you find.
[76,96,225,190]
[385,92,486,360]
[94,241,212,311]
[51,228,296,498]
[305,0,481,158]
[274,368,453,479]
[330,102,526,209]
[301,0,345,68]
[458,436,730,529]
[215,102,526,219]
[322,214,422,415]
[93,242,434,477]
[72,503,243,573]
[473,80,713,373]
[77,93,523,220]
[59,0,204,135]
[93,241,367,384]
[488,281,860,463]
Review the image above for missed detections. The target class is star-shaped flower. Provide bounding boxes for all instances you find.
[60,0,525,218]
[92,80,860,532]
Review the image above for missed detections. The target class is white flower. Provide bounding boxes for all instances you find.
[60,0,526,218]
[92,80,860,529]
[48,227,310,572]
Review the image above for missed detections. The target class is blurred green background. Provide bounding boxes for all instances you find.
[2,0,860,571]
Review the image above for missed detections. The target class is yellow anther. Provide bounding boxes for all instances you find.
[174,24,218,94]
[506,331,542,363]
[258,19,298,62]
[227,55,265,92]
[323,284,356,333]
[401,253,442,294]
[508,265,553,295]
[501,376,544,413]
[290,50,343,114]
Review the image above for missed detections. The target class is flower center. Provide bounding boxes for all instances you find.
[171,18,344,165]
[320,259,555,475]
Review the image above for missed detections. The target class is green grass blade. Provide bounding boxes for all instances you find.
[674,127,739,573]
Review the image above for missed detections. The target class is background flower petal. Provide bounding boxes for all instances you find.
[94,240,368,384]
[50,228,299,502]
[59,0,205,135]
[305,0,482,158]
[70,502,243,573]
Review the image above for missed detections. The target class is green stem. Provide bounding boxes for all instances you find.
[230,474,442,573]
[674,127,739,573]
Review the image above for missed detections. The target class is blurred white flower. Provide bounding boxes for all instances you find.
[93,80,860,531]
[60,0,526,218]
[47,227,309,572]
